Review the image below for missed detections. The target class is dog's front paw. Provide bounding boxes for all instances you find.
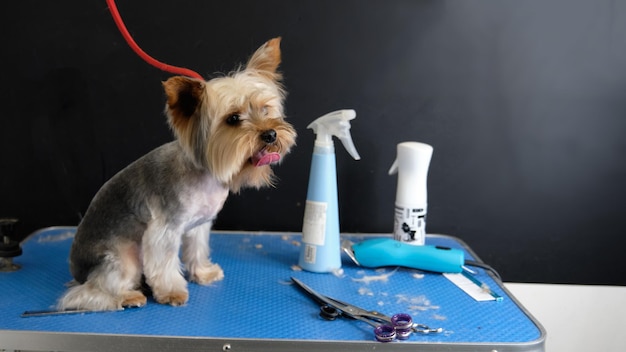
[121,290,147,308]
[154,290,189,306]
[190,263,224,285]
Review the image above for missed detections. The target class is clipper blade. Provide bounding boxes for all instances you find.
[341,239,360,266]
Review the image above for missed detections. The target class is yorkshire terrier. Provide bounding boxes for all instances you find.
[58,37,296,311]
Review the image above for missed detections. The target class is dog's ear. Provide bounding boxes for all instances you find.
[163,76,205,129]
[245,37,282,80]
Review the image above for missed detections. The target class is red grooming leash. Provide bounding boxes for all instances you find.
[105,0,204,80]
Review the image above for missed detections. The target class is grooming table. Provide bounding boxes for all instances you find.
[0,227,545,351]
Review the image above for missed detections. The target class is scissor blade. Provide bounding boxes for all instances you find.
[290,277,389,323]
[291,277,338,308]
[21,308,118,317]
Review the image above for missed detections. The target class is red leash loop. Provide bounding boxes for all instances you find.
[106,0,204,80]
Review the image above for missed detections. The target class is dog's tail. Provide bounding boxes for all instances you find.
[57,281,122,311]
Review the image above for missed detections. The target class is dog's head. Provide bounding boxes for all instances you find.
[162,38,297,192]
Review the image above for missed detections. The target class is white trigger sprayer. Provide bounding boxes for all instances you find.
[299,109,360,272]
[389,142,433,245]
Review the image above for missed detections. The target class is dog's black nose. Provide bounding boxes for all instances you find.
[261,129,277,144]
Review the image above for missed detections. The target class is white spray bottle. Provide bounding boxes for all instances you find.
[389,142,433,245]
[299,109,361,272]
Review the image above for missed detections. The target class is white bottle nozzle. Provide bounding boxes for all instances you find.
[388,142,433,178]
[389,142,433,205]
[307,109,361,160]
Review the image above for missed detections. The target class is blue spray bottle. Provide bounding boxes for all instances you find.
[299,109,361,273]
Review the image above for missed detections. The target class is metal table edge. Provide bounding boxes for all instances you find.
[0,329,545,352]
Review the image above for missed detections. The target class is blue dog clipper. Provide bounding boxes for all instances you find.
[345,238,464,273]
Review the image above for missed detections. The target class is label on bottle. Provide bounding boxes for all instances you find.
[302,200,327,245]
[303,244,317,264]
[393,205,426,245]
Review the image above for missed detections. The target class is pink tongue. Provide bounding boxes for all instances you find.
[254,152,281,167]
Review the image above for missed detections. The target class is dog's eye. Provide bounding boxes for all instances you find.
[226,114,241,126]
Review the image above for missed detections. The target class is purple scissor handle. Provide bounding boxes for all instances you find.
[291,277,442,342]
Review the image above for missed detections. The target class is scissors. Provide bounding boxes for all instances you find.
[291,277,442,342]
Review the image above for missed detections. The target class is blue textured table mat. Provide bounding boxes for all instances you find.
[1,227,541,345]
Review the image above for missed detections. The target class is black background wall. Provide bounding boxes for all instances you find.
[2,0,625,285]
